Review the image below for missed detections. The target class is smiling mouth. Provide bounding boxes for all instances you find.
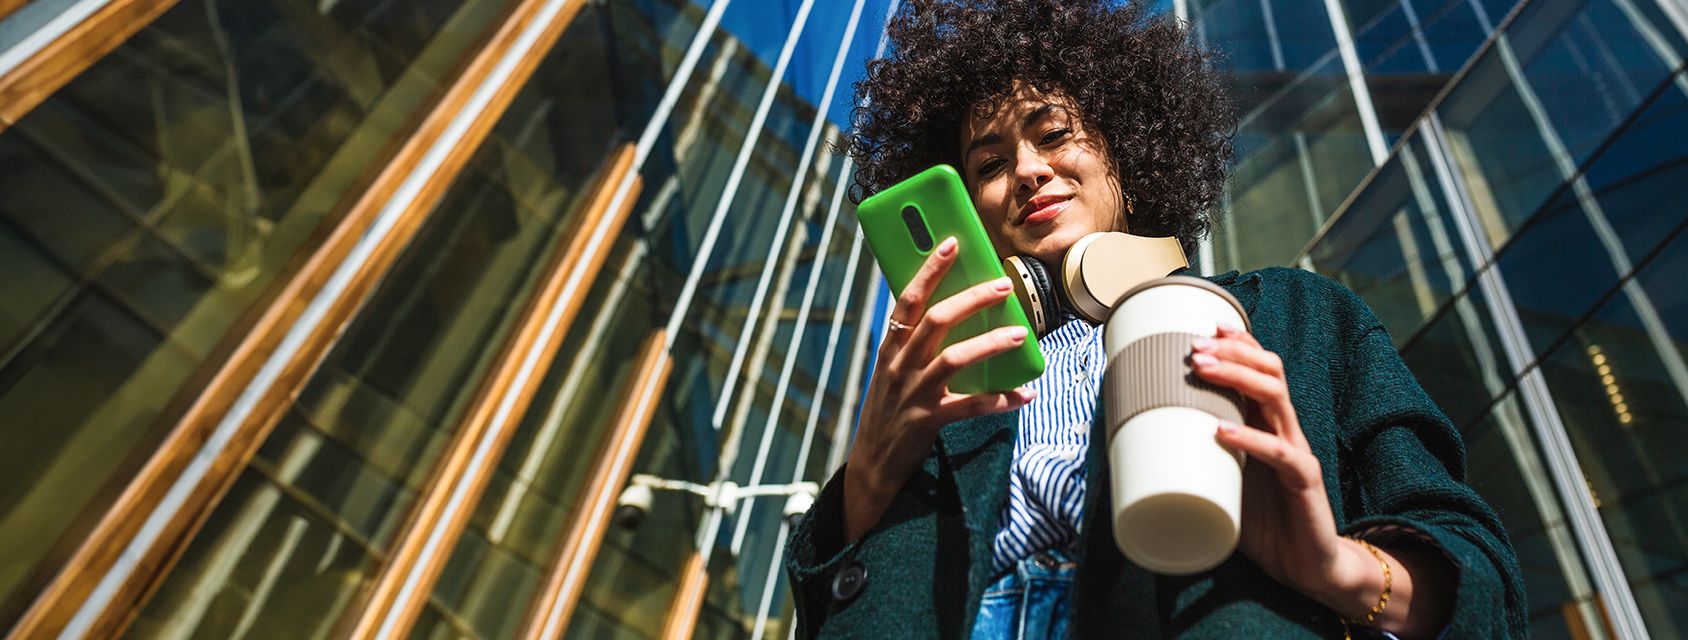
[1018,197,1071,226]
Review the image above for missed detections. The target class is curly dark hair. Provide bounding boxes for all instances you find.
[847,0,1236,255]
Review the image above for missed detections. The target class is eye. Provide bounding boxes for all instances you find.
[976,157,1007,177]
[1040,128,1071,145]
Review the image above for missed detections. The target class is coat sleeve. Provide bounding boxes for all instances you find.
[782,462,860,639]
[1336,318,1529,638]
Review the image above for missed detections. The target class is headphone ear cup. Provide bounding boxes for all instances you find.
[1004,255,1062,337]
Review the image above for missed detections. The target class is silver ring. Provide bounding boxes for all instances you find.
[887,318,914,333]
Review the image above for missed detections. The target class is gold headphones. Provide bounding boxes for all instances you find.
[1003,232,1188,336]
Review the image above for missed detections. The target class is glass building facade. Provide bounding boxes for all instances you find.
[2,0,1685,638]
[1193,0,1688,636]
[0,0,892,637]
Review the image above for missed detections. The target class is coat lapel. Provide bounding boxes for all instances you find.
[936,409,1018,594]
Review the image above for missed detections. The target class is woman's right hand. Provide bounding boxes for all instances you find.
[843,236,1037,543]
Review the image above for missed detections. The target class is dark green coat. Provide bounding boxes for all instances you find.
[784,267,1526,638]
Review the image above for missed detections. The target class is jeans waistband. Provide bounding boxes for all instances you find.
[988,548,1078,589]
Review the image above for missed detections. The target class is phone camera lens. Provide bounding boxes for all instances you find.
[902,205,934,251]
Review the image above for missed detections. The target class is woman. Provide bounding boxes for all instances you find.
[784,0,1525,637]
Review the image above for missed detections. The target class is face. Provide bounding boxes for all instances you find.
[960,84,1125,267]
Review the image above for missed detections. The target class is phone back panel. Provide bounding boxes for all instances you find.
[857,165,1045,393]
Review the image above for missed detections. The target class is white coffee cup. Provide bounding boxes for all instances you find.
[1101,276,1250,575]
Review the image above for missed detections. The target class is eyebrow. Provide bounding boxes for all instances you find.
[963,103,1060,157]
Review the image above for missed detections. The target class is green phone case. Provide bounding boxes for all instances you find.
[857,165,1045,393]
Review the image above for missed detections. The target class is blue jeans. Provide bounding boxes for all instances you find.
[970,550,1077,640]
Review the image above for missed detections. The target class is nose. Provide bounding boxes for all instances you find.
[1013,146,1054,196]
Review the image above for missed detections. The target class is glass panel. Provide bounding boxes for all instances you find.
[1216,56,1376,272]
[124,3,646,634]
[1397,283,1513,427]
[0,0,516,625]
[1537,226,1688,636]
[1195,0,1341,120]
[1194,0,1287,72]
[1437,0,1683,248]
[398,2,725,635]
[1463,392,1604,639]
[1351,0,1490,129]
[560,341,719,640]
[1570,70,1688,260]
[1475,0,1518,26]
[1311,136,1478,342]
[1483,67,1688,355]
[406,235,661,640]
[1415,0,1496,71]
[709,210,867,639]
[126,416,400,639]
[553,1,880,634]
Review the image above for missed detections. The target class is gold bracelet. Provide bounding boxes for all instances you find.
[1341,535,1392,638]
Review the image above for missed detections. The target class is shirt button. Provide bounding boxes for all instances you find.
[831,561,867,603]
[1071,423,1087,434]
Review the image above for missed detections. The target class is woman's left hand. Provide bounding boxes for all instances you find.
[1189,322,1440,634]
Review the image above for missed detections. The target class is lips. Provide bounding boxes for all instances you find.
[1018,194,1072,226]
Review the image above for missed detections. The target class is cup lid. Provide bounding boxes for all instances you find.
[1107,275,1251,332]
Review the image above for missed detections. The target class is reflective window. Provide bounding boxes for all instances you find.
[1487,66,1687,359]
[397,2,718,636]
[0,0,514,626]
[527,0,875,636]
[1463,391,1603,638]
[123,0,651,633]
[1216,57,1376,272]
[1537,229,1688,635]
[1310,136,1477,342]
[1397,283,1512,426]
[1438,0,1683,248]
[1350,0,1493,129]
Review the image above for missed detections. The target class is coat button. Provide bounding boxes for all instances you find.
[1035,553,1058,569]
[831,561,867,603]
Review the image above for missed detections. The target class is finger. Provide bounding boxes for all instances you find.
[1215,321,1259,348]
[1190,335,1284,379]
[1215,421,1318,490]
[918,324,1030,388]
[886,237,959,350]
[932,387,1037,424]
[1190,352,1299,435]
[903,276,1016,365]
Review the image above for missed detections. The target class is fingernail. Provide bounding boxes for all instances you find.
[1217,422,1236,435]
[938,237,957,257]
[1191,353,1218,368]
[1020,387,1038,402]
[1191,337,1216,352]
[1003,325,1028,342]
[993,277,1012,292]
[1217,321,1243,335]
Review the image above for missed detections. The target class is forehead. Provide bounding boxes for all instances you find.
[962,84,1078,137]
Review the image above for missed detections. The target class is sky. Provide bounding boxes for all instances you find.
[699,0,899,130]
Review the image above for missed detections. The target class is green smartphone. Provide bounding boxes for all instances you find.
[857,165,1045,394]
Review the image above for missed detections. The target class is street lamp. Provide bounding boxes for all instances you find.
[614,474,819,531]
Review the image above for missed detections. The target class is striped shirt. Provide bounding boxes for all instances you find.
[991,313,1105,574]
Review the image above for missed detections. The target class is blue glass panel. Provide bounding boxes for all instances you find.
[1312,137,1478,342]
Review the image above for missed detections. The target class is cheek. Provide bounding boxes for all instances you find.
[970,185,1015,249]
[1057,149,1122,226]
[973,182,1012,225]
